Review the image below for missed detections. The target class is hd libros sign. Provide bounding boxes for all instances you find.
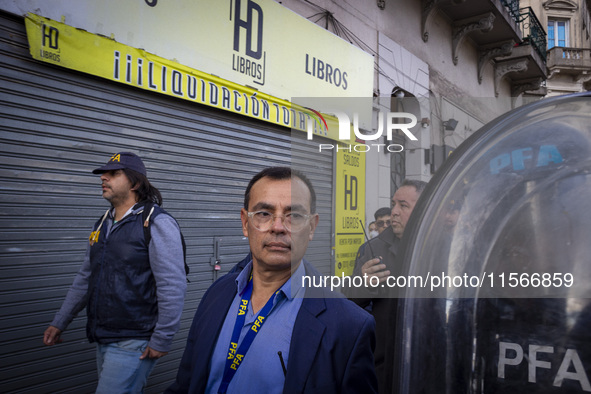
[18,0,373,141]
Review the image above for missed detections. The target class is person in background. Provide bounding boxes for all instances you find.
[359,207,394,269]
[43,152,187,394]
[346,179,427,394]
[373,207,392,235]
[368,221,378,239]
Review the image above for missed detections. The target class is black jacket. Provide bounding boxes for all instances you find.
[346,226,401,394]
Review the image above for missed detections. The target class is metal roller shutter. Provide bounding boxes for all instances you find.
[0,11,334,393]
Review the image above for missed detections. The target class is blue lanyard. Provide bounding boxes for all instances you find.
[218,277,280,394]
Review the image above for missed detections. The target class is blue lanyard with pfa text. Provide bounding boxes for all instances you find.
[218,277,280,394]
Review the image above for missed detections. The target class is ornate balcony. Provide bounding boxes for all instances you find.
[547,47,591,82]
[492,7,547,96]
[422,0,522,57]
[516,7,546,63]
[422,0,547,96]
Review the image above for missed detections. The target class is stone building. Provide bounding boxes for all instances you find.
[526,0,591,95]
[280,0,549,220]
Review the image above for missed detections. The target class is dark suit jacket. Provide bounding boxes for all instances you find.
[166,260,378,394]
[345,226,400,394]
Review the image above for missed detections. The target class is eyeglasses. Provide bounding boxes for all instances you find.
[247,211,314,232]
[376,220,391,227]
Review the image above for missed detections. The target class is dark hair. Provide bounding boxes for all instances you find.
[244,167,317,213]
[123,168,163,206]
[401,179,428,195]
[374,207,391,219]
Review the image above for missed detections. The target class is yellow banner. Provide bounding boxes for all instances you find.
[334,145,366,276]
[24,13,343,141]
[10,0,374,99]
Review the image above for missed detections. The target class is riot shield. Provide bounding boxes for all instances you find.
[395,93,591,394]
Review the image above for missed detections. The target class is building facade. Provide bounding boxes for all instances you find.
[525,0,591,96]
[279,0,548,228]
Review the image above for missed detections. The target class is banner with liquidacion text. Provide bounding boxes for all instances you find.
[25,13,345,141]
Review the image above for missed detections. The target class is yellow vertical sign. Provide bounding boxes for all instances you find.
[334,146,365,276]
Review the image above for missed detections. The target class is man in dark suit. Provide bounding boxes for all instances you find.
[166,167,378,394]
[346,179,426,393]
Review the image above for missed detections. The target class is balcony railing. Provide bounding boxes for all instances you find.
[518,7,547,62]
[500,0,520,24]
[558,48,588,60]
[547,47,591,70]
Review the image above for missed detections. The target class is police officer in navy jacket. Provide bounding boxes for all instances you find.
[44,152,186,393]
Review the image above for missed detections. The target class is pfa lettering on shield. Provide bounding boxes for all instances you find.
[489,145,564,175]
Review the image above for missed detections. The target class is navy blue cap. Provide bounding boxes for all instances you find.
[92,152,147,176]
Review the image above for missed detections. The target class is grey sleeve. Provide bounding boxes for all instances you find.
[50,243,92,330]
[147,213,187,352]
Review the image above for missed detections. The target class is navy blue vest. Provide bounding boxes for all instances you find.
[86,205,162,343]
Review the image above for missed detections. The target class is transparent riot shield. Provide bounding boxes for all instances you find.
[395,93,591,394]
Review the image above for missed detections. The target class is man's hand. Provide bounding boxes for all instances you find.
[361,257,390,284]
[140,346,168,360]
[43,325,63,346]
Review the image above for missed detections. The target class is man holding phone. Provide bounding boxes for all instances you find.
[346,179,426,394]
